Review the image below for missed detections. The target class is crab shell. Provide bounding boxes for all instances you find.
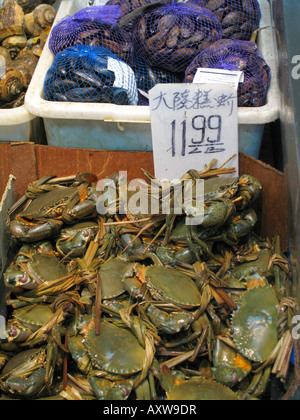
[19,187,79,220]
[0,348,47,399]
[85,321,147,376]
[140,265,202,309]
[166,378,240,400]
[212,338,252,388]
[99,258,132,300]
[8,304,54,343]
[56,221,99,257]
[25,253,68,288]
[231,286,279,363]
[203,177,239,201]
[4,253,68,291]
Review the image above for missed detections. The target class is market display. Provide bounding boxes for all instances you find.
[0,0,56,108]
[43,0,272,106]
[0,162,296,400]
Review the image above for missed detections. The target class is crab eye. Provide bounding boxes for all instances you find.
[19,272,29,285]
[9,326,18,338]
[83,230,90,238]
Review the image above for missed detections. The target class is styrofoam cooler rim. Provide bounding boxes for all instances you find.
[24,0,280,125]
[0,0,62,128]
[0,106,36,127]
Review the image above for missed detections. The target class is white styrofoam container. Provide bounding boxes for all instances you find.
[25,0,280,158]
[0,93,43,143]
[0,0,61,143]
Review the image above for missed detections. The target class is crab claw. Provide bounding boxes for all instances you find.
[10,219,63,243]
[4,265,36,292]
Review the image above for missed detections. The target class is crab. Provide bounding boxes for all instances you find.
[212,337,252,388]
[67,314,153,400]
[56,221,99,258]
[122,263,203,335]
[4,253,68,294]
[6,304,55,344]
[223,246,286,301]
[9,173,99,243]
[98,257,135,316]
[0,347,60,399]
[231,286,279,364]
[165,377,240,400]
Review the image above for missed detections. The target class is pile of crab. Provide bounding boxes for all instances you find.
[0,160,297,400]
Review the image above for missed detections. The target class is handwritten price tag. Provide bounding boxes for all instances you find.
[149,83,239,181]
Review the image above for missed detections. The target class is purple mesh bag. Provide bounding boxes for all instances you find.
[48,5,134,64]
[132,0,223,73]
[184,39,271,107]
[187,0,261,41]
[105,0,164,33]
[132,52,183,104]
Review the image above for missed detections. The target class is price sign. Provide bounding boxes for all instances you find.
[149,83,239,181]
[87,0,108,6]
[193,68,244,90]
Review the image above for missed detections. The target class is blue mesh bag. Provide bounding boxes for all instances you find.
[132,0,223,73]
[132,52,183,103]
[184,39,271,107]
[48,5,134,65]
[187,0,261,41]
[44,45,138,105]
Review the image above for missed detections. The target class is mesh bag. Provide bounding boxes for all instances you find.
[184,39,271,107]
[132,52,183,103]
[132,0,223,73]
[44,45,138,105]
[105,0,164,34]
[187,0,261,41]
[48,5,134,65]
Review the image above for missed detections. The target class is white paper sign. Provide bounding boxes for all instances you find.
[87,0,108,6]
[193,68,244,91]
[149,83,239,181]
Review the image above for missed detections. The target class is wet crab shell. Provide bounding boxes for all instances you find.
[85,321,147,375]
[19,187,79,220]
[231,286,279,363]
[212,338,252,388]
[7,304,54,342]
[166,378,240,400]
[27,253,68,285]
[0,348,47,399]
[99,258,132,300]
[143,265,202,309]
[56,221,99,257]
[13,304,54,332]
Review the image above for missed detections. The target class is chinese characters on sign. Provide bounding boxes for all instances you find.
[149,83,239,181]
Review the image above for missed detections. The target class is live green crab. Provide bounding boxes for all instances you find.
[67,314,155,400]
[122,263,203,335]
[0,347,60,399]
[4,252,68,294]
[8,173,100,243]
